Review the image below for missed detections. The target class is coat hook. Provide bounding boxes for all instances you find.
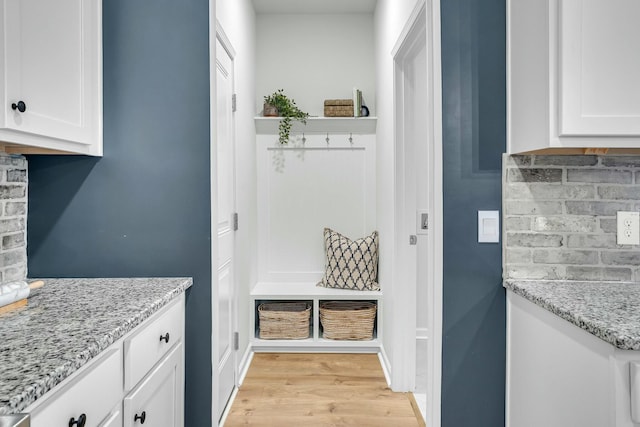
[348,133,353,144]
[326,133,330,145]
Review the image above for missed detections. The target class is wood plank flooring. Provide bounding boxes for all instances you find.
[223,353,425,427]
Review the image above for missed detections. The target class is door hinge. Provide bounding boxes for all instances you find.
[233,332,239,351]
[232,93,237,112]
[232,212,238,231]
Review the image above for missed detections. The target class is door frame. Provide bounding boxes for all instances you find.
[391,1,443,426]
[210,16,239,423]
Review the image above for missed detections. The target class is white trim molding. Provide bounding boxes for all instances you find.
[392,1,443,426]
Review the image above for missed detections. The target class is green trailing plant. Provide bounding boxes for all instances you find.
[264,89,309,144]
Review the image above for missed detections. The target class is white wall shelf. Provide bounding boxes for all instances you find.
[254,116,377,135]
[250,282,382,352]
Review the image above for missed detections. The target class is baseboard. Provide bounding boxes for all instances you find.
[237,346,254,386]
[378,345,392,387]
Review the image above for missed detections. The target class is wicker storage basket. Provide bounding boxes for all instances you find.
[258,302,311,339]
[320,301,377,340]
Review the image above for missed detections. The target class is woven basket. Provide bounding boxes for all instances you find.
[320,301,377,340]
[258,302,311,339]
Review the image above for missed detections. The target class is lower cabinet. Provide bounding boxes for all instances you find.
[507,291,640,427]
[27,296,185,427]
[123,344,183,427]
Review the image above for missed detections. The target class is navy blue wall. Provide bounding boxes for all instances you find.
[441,0,506,425]
[27,1,212,426]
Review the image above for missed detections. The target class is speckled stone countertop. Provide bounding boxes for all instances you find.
[505,279,640,351]
[0,277,192,415]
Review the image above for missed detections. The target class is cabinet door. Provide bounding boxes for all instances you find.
[3,0,100,145]
[560,0,640,136]
[123,343,184,427]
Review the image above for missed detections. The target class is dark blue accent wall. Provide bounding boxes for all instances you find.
[441,0,506,425]
[27,1,212,426]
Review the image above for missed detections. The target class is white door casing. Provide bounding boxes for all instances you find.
[392,1,443,426]
[213,29,237,422]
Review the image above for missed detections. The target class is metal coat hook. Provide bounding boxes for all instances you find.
[348,133,353,144]
[326,133,330,145]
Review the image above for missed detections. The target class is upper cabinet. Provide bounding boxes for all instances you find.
[0,0,102,156]
[508,0,640,154]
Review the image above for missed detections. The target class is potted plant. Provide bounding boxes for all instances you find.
[263,89,309,144]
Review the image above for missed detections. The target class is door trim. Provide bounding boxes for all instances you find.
[392,1,443,426]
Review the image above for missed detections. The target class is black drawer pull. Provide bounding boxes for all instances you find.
[134,411,146,424]
[160,332,170,343]
[68,413,86,427]
[11,101,26,113]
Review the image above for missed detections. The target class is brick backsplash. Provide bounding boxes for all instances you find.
[503,154,640,282]
[0,153,27,283]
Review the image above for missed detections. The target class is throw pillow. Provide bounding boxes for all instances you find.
[318,228,379,291]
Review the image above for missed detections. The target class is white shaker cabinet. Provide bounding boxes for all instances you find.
[0,0,102,155]
[123,344,184,427]
[27,297,185,427]
[506,291,640,427]
[508,0,640,154]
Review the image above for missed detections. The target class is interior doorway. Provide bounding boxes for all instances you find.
[213,26,238,422]
[393,1,443,425]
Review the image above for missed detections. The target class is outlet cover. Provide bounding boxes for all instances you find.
[617,211,640,245]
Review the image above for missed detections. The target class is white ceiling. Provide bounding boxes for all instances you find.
[252,0,377,14]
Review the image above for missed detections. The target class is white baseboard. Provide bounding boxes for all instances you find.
[378,345,392,387]
[237,347,254,386]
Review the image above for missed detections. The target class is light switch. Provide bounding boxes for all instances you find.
[478,210,500,243]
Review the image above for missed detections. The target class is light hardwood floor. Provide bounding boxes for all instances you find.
[223,353,426,427]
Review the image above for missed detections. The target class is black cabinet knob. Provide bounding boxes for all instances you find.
[68,413,87,427]
[160,332,170,343]
[11,101,26,113]
[134,411,146,424]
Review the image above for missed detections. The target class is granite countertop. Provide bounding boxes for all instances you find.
[0,277,192,415]
[505,279,640,351]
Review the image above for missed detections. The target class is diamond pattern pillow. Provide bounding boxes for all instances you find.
[318,228,379,291]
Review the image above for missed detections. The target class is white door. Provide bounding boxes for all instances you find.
[214,37,236,420]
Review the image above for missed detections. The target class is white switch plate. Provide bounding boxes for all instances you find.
[617,211,640,245]
[478,210,500,243]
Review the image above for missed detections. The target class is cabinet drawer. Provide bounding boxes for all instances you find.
[124,299,184,390]
[124,343,183,427]
[30,347,122,427]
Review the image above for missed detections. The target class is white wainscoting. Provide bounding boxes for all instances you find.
[256,132,377,283]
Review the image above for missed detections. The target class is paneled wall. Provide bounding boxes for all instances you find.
[256,133,376,283]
